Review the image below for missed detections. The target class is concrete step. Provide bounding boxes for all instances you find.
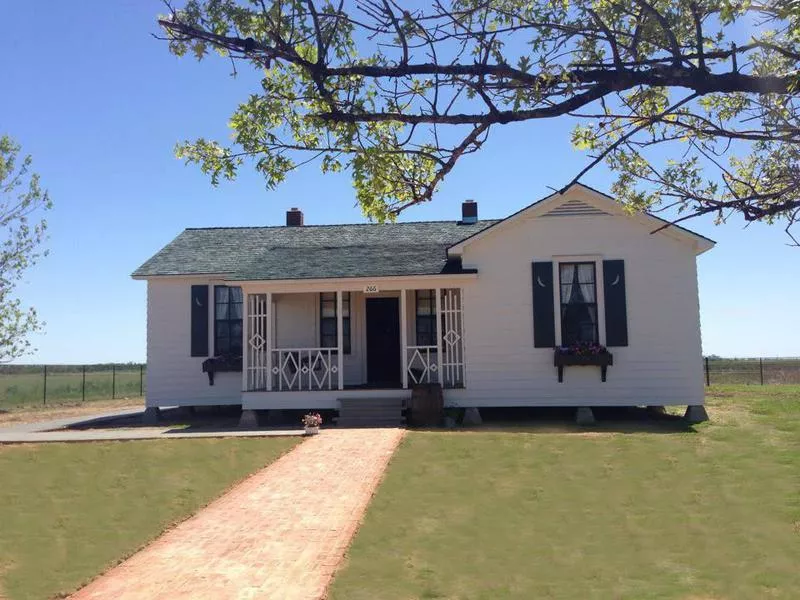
[337,406,405,415]
[338,398,405,408]
[337,396,406,427]
[336,416,405,427]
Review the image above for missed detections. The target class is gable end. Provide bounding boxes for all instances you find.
[540,198,609,217]
[447,183,715,256]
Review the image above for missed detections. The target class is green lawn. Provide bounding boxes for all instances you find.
[0,437,298,600]
[330,385,800,600]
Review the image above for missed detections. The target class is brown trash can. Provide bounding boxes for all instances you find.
[408,383,444,427]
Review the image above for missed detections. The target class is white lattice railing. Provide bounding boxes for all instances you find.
[405,288,465,388]
[440,288,465,387]
[406,345,439,384]
[247,293,270,391]
[271,348,337,391]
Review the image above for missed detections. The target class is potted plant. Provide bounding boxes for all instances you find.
[302,412,322,435]
[554,342,613,382]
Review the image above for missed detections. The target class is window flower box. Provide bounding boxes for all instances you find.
[201,355,242,385]
[554,344,613,383]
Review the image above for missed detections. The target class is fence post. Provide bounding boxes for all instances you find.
[140,364,144,397]
[112,364,116,399]
[82,365,86,402]
[759,357,764,385]
[43,365,47,405]
[705,356,710,387]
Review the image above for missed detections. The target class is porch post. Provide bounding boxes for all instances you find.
[400,288,408,389]
[336,290,344,390]
[242,292,249,392]
[435,287,443,385]
[265,291,273,391]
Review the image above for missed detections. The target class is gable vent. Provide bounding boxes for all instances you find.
[542,198,609,217]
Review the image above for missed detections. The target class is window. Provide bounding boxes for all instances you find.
[559,263,598,345]
[416,290,438,346]
[320,292,351,354]
[214,286,243,356]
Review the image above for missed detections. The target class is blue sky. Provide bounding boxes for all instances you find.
[1,1,797,364]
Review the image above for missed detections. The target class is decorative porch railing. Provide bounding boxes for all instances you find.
[246,287,465,392]
[246,293,269,391]
[271,348,337,391]
[406,345,439,384]
[440,288,465,388]
[404,289,465,388]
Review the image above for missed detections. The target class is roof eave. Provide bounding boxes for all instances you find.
[227,271,480,285]
[130,272,235,281]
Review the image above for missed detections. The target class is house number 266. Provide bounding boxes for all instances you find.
[364,284,379,293]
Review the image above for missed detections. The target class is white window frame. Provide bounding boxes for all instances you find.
[551,254,606,347]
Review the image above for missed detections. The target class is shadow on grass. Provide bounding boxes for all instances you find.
[66,405,697,435]
[67,406,233,431]
[415,406,697,435]
[67,406,309,434]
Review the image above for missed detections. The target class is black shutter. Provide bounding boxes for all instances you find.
[190,285,209,357]
[532,261,556,348]
[603,260,628,347]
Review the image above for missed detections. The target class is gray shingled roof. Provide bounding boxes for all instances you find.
[132,220,500,281]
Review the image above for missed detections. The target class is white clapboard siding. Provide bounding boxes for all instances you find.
[452,190,705,407]
[146,279,241,407]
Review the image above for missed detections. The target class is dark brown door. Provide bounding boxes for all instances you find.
[366,297,401,387]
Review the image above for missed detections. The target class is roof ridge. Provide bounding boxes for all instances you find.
[183,219,501,231]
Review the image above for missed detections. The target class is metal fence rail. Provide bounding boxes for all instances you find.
[0,364,146,409]
[704,357,800,386]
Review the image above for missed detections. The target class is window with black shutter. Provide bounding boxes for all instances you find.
[190,285,209,357]
[559,262,599,345]
[214,286,243,357]
[320,292,351,353]
[603,259,629,346]
[532,262,556,348]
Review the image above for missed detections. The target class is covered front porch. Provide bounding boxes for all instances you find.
[238,278,467,408]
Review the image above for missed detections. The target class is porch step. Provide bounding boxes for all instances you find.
[336,397,405,427]
[338,397,406,409]
[335,416,405,427]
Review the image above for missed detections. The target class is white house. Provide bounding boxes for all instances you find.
[133,184,714,425]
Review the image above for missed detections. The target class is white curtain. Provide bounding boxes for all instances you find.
[560,263,598,343]
[578,264,597,336]
[577,264,596,303]
[560,264,575,304]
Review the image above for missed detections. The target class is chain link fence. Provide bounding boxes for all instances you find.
[0,364,146,410]
[704,357,800,386]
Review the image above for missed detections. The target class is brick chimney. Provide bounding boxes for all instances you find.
[461,199,478,224]
[286,207,304,227]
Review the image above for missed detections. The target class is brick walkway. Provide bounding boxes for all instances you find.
[70,428,405,600]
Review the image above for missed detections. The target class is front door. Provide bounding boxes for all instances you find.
[366,297,401,387]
